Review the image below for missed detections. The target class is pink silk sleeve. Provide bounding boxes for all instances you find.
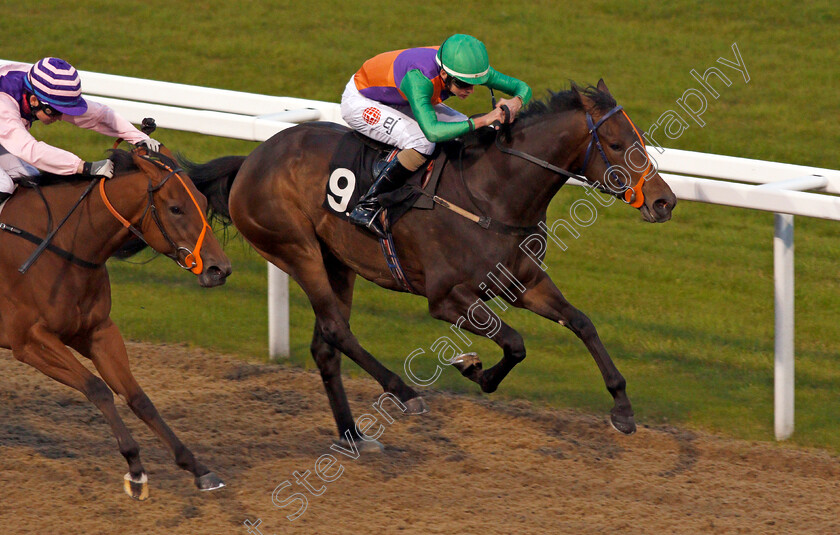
[0,94,82,175]
[62,100,149,144]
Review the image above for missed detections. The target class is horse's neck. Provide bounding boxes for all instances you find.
[464,110,587,227]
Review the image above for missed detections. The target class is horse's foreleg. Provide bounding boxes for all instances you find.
[429,285,526,394]
[518,276,635,434]
[78,320,224,492]
[13,324,148,499]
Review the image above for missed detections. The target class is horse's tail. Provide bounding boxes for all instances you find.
[179,155,246,226]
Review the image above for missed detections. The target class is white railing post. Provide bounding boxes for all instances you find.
[773,213,795,440]
[268,264,290,360]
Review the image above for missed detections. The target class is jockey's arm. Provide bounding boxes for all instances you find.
[400,70,474,143]
[62,100,150,145]
[0,96,82,175]
[484,68,532,118]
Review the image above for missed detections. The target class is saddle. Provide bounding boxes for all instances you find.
[324,131,449,231]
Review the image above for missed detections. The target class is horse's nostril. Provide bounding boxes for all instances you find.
[206,265,226,280]
[654,198,673,214]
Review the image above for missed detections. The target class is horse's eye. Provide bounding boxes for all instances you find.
[169,206,184,215]
[610,143,622,151]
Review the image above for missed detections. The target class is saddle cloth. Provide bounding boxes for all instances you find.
[323,132,447,227]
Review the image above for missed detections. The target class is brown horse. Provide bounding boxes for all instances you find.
[186,80,676,446]
[0,146,231,499]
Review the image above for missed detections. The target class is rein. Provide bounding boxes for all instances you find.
[1,183,96,267]
[1,221,101,269]
[494,104,652,208]
[17,177,101,273]
[424,102,653,235]
[99,150,212,275]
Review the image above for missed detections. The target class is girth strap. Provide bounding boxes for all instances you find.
[379,231,418,294]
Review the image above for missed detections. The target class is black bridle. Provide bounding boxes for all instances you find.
[493,103,649,206]
[115,167,188,264]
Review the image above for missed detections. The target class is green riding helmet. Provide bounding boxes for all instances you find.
[435,34,491,85]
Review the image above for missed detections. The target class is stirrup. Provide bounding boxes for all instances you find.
[348,200,379,224]
[366,208,387,239]
[349,204,387,238]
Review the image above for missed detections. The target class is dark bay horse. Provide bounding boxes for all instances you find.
[0,147,231,500]
[187,80,676,444]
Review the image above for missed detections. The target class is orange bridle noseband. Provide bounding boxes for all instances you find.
[619,110,652,208]
[99,151,212,275]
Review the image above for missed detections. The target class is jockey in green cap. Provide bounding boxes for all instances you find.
[341,34,531,237]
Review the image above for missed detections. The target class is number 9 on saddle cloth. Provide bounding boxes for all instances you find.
[323,131,445,230]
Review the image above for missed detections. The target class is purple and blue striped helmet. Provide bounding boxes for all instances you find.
[24,57,88,116]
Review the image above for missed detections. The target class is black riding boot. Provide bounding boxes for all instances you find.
[348,158,413,238]
[0,191,11,205]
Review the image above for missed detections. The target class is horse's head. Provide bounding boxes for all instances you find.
[574,80,676,223]
[124,147,232,287]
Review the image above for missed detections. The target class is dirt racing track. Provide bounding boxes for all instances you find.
[1,342,838,534]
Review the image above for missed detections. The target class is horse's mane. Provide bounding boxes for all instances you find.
[453,83,617,154]
[517,83,617,126]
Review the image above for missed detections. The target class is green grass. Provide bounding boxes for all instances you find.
[2,1,838,451]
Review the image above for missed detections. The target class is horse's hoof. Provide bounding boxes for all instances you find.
[335,438,385,453]
[404,397,429,415]
[195,472,226,491]
[609,411,637,435]
[359,438,385,452]
[123,472,149,501]
[451,352,482,376]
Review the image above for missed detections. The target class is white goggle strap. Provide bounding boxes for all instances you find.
[435,51,489,81]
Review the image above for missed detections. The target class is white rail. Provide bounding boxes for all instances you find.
[4,59,836,440]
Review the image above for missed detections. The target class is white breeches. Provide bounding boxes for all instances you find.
[0,145,39,194]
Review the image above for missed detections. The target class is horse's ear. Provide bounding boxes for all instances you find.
[131,152,164,178]
[597,78,610,95]
[571,81,593,110]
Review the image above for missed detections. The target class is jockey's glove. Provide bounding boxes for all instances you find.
[138,138,161,152]
[83,159,115,179]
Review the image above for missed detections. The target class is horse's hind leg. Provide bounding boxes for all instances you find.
[310,325,385,451]
[517,275,635,435]
[429,284,527,394]
[261,245,426,413]
[308,260,384,450]
[75,320,224,493]
[13,324,148,499]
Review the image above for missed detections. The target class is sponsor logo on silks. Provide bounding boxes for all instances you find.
[383,116,400,134]
[363,107,381,125]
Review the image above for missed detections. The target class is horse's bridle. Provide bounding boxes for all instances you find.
[99,151,212,275]
[578,105,653,208]
[495,104,653,208]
